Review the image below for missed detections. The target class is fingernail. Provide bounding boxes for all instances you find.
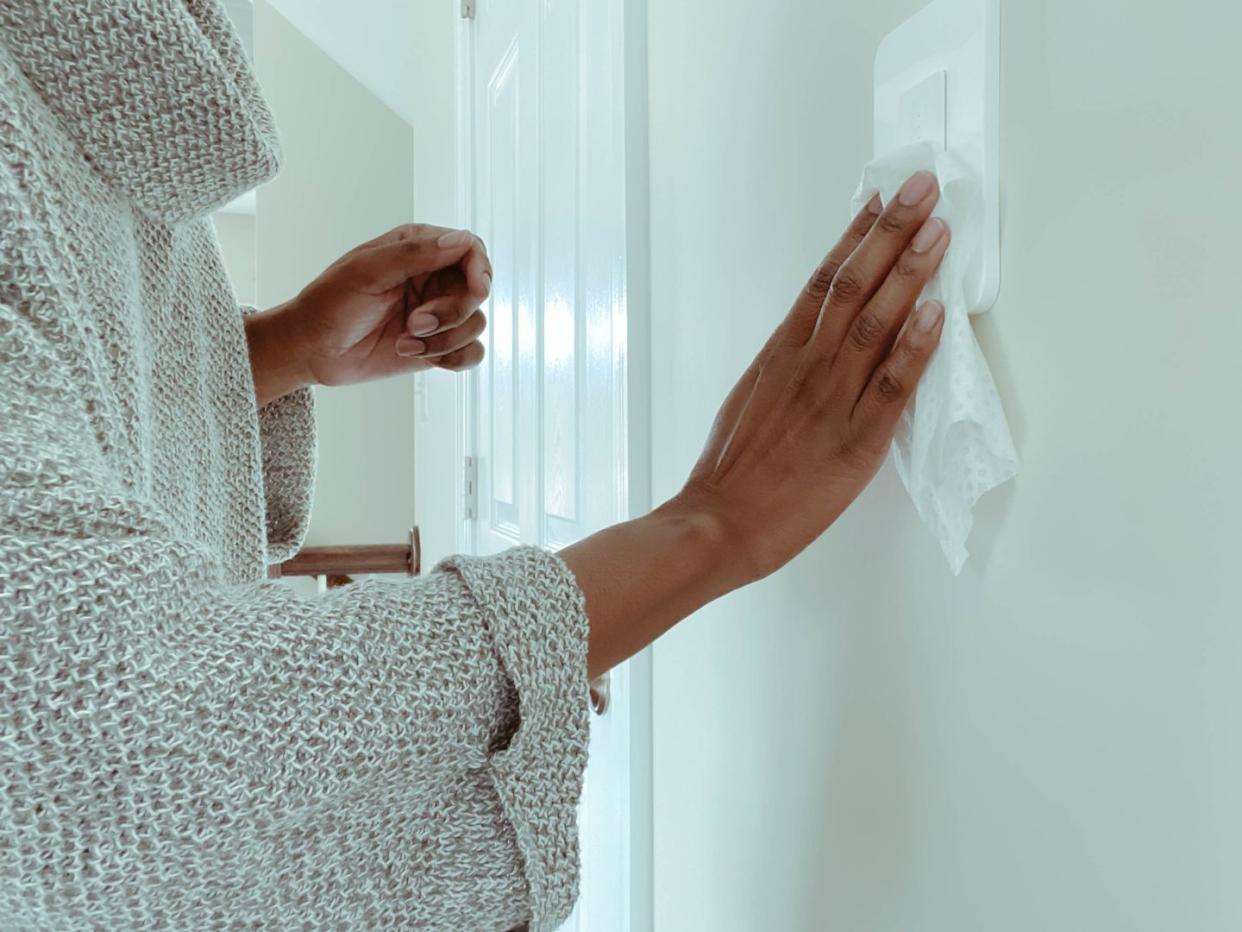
[914,300,945,333]
[408,313,438,335]
[911,218,947,254]
[437,230,471,248]
[395,336,426,357]
[897,171,937,207]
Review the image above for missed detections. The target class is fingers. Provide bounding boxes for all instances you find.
[780,195,883,347]
[852,300,944,431]
[462,238,493,299]
[395,310,487,359]
[347,222,449,253]
[830,217,949,394]
[432,340,485,372]
[404,276,483,338]
[712,196,884,449]
[351,228,491,295]
[810,171,941,356]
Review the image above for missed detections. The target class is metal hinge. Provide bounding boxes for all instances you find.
[463,455,478,519]
[460,0,476,19]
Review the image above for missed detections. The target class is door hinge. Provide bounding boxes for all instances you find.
[463,455,478,520]
[460,0,476,19]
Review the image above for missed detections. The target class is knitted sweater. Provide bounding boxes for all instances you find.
[0,2,590,929]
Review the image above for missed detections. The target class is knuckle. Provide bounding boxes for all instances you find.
[894,255,922,280]
[852,205,880,236]
[835,434,885,473]
[875,211,907,236]
[828,268,865,303]
[803,262,837,302]
[847,309,886,350]
[874,366,905,401]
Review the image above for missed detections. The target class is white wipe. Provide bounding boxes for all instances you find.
[850,141,1019,573]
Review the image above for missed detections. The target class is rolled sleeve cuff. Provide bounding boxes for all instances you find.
[257,384,316,564]
[437,546,591,931]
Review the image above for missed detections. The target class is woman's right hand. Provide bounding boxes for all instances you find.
[562,170,949,678]
[677,170,949,585]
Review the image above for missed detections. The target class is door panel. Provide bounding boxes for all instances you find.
[473,3,540,556]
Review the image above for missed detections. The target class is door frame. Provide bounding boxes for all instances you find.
[451,1,653,928]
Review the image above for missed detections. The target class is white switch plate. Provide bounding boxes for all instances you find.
[875,0,1000,312]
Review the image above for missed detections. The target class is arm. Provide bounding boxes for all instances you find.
[244,302,312,406]
[563,172,950,679]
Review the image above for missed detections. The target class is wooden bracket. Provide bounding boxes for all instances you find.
[267,527,421,584]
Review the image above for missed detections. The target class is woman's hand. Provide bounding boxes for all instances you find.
[560,171,949,678]
[246,223,492,405]
[678,170,949,584]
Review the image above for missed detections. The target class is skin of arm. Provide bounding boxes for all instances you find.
[250,174,949,682]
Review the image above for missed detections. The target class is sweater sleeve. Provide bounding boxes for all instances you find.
[239,304,318,565]
[256,384,317,563]
[0,304,591,929]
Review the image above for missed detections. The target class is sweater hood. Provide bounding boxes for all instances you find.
[0,0,281,223]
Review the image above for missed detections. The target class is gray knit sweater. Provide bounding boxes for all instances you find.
[0,2,590,929]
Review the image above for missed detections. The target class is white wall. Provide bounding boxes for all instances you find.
[648,1,1242,930]
[265,0,416,124]
[210,213,256,307]
[253,2,417,552]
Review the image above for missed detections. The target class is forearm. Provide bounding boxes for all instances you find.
[245,303,312,406]
[559,494,747,679]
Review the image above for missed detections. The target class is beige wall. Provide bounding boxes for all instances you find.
[253,2,416,553]
[648,1,1242,930]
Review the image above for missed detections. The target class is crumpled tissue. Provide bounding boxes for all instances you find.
[850,141,1019,573]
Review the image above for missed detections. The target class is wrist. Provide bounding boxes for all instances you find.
[657,485,760,595]
[245,301,315,406]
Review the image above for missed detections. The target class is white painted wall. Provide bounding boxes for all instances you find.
[648,1,1242,930]
[211,213,256,307]
[265,0,415,125]
[253,2,417,553]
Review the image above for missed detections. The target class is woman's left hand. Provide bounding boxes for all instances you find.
[246,223,491,405]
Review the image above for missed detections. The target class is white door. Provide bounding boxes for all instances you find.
[460,0,650,928]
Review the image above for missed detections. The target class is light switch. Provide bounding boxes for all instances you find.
[899,69,947,151]
[874,0,1000,313]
